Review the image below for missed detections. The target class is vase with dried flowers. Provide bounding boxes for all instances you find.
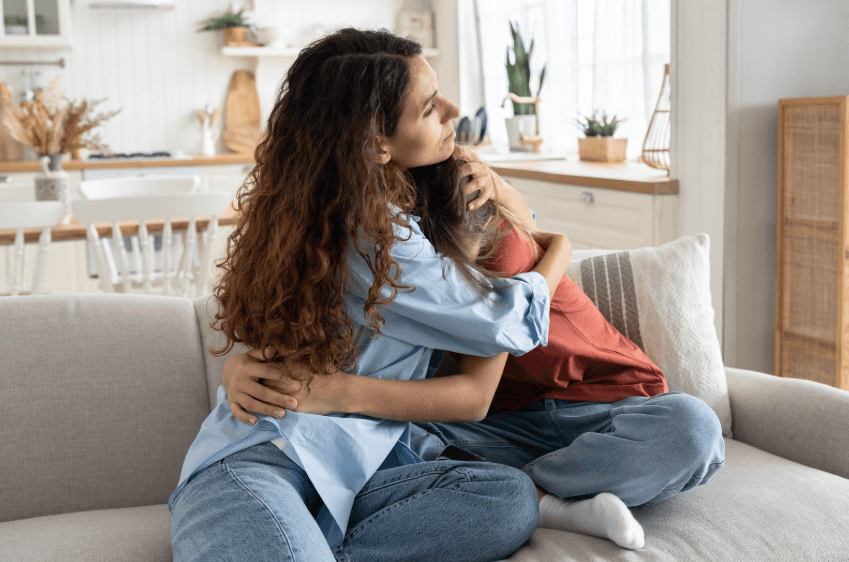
[0,79,121,221]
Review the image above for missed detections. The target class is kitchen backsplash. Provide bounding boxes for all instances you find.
[0,0,395,157]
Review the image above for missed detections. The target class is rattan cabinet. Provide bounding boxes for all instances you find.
[776,96,849,390]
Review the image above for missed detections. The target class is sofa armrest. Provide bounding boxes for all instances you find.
[725,366,849,480]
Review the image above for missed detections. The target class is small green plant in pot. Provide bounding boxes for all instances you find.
[504,21,546,151]
[576,111,628,162]
[198,10,250,45]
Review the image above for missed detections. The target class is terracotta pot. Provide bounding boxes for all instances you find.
[222,26,248,46]
[578,137,627,163]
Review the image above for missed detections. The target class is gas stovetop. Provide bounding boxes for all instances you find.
[88,152,171,159]
[86,151,191,161]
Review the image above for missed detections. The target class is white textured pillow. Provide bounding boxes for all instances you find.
[565,234,732,437]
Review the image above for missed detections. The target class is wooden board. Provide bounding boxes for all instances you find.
[223,70,262,154]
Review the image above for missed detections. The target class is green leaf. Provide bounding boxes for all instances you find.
[537,65,546,96]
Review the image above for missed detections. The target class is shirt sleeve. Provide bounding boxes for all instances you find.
[346,221,550,357]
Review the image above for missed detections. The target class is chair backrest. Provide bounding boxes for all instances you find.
[0,201,65,296]
[78,175,201,199]
[0,182,36,202]
[72,192,231,298]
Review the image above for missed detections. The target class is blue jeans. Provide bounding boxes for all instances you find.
[411,391,726,506]
[170,442,539,562]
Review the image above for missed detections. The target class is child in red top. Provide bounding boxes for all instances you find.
[483,221,668,413]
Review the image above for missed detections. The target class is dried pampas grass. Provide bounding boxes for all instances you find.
[0,84,68,156]
[62,97,122,159]
[0,79,121,159]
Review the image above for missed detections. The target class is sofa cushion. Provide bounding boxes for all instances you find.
[499,438,849,561]
[0,295,210,523]
[565,235,733,438]
[0,504,171,562]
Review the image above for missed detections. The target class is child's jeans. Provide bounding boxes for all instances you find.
[411,391,726,506]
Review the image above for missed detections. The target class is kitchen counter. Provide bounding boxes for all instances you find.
[489,159,677,195]
[0,204,239,245]
[0,154,254,173]
[1,154,676,195]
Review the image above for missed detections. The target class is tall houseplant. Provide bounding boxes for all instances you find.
[505,21,546,151]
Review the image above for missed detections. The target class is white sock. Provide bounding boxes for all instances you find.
[538,493,645,550]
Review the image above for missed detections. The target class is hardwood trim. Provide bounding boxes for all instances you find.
[775,101,786,377]
[489,164,679,195]
[778,96,849,106]
[0,204,239,245]
[840,97,849,390]
[0,154,255,174]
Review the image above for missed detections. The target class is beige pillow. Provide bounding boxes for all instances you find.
[566,234,732,437]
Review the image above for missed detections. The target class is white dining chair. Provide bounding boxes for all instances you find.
[0,201,65,296]
[78,175,203,280]
[72,192,231,298]
[0,182,36,202]
[78,175,201,199]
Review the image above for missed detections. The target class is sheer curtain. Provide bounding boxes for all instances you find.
[466,0,669,158]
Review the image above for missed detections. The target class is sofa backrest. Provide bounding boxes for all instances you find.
[193,295,250,409]
[0,294,210,523]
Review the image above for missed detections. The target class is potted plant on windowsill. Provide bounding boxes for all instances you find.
[198,9,251,46]
[576,111,627,162]
[505,21,546,152]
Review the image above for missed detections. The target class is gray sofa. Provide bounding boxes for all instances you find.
[1,293,849,561]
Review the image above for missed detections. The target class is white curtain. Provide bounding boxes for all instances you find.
[465,0,669,158]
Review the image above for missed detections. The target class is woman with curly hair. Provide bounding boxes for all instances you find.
[169,28,573,562]
[225,157,726,551]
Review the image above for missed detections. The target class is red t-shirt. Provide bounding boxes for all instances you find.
[484,225,668,412]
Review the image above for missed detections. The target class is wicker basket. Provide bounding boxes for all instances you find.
[578,137,627,163]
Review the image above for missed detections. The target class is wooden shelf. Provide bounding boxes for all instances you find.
[0,154,255,173]
[222,47,439,58]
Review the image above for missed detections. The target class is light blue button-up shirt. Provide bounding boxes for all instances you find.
[170,211,550,547]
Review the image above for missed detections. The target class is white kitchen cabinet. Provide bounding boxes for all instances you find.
[1,0,72,48]
[504,177,679,251]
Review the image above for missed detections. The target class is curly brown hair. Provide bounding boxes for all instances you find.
[212,28,423,383]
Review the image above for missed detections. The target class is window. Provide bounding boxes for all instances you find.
[468,0,670,159]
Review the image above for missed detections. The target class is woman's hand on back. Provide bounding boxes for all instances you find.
[223,349,350,423]
[223,349,300,425]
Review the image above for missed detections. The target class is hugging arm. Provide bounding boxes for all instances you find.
[260,352,509,422]
[223,163,570,424]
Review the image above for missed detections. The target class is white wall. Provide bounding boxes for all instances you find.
[670,0,727,347]
[0,0,459,157]
[724,0,849,373]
